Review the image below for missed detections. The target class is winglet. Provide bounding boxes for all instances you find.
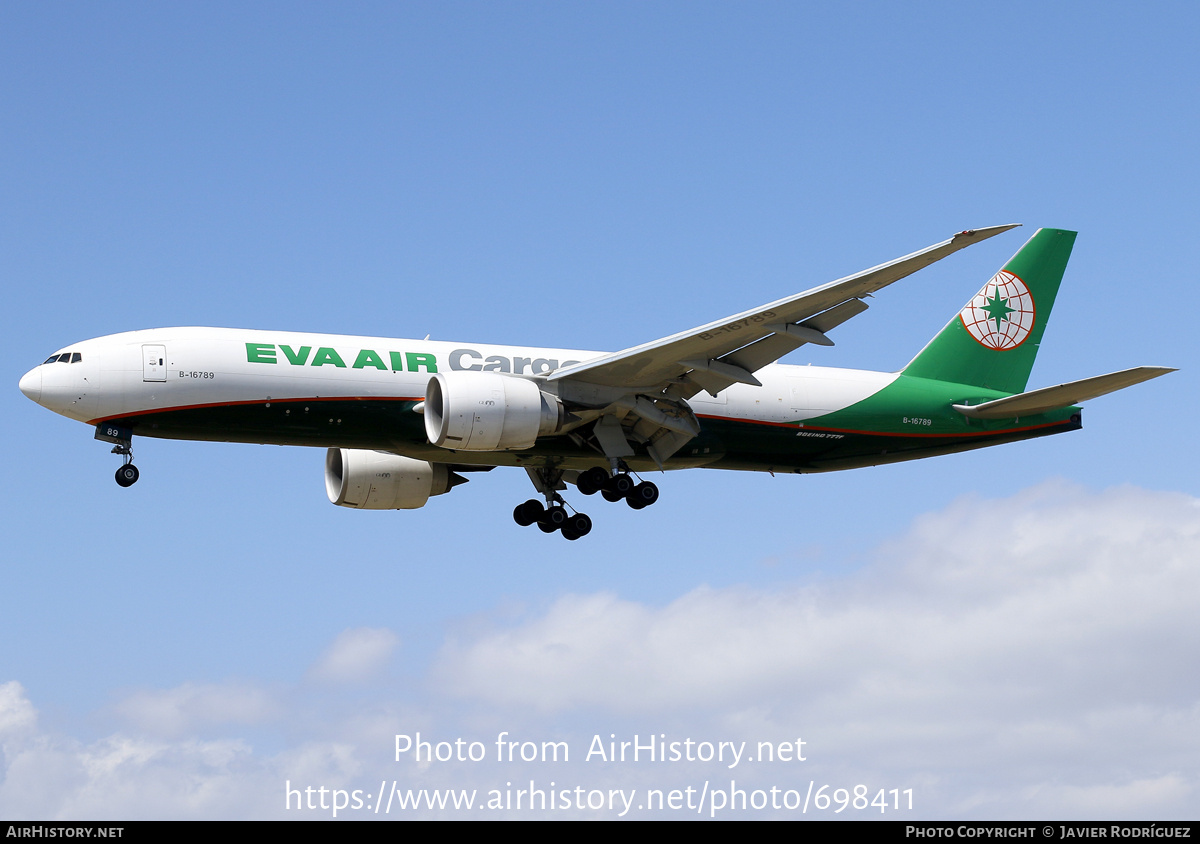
[952,224,1021,242]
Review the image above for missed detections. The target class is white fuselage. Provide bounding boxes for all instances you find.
[21,327,897,434]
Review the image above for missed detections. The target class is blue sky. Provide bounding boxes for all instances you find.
[2,2,1197,819]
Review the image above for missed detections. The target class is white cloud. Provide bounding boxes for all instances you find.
[0,681,37,737]
[432,482,1200,816]
[3,483,1199,819]
[438,482,1200,715]
[1020,774,1192,817]
[0,681,267,819]
[113,683,278,738]
[306,627,400,684]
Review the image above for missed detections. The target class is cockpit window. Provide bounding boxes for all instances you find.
[42,352,82,364]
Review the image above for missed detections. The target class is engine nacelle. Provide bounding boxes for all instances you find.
[325,449,460,510]
[424,372,563,451]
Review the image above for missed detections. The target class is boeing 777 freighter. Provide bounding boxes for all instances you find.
[18,226,1173,539]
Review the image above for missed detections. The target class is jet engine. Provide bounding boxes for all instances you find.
[423,372,564,451]
[325,448,465,509]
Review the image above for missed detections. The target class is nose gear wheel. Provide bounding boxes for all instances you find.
[108,437,140,487]
[115,463,140,487]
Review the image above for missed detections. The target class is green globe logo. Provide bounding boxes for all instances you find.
[959,270,1036,350]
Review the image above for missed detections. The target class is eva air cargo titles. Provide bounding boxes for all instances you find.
[19,227,1174,540]
[242,343,582,377]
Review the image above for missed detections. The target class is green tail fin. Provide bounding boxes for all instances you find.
[903,227,1077,394]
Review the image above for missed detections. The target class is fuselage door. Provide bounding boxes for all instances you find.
[142,344,167,382]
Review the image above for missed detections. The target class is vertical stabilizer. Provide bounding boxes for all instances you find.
[903,228,1076,394]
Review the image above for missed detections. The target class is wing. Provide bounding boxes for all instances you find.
[550,225,1018,398]
[547,224,1019,469]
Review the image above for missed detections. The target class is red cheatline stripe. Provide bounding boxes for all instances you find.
[694,413,1071,439]
[88,394,424,425]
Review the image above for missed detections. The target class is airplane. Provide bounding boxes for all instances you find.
[18,225,1174,540]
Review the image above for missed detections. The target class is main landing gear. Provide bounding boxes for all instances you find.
[574,466,659,510]
[513,498,593,541]
[512,464,659,540]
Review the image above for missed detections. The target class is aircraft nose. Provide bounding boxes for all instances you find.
[19,367,42,404]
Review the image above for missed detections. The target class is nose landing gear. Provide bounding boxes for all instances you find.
[95,423,139,487]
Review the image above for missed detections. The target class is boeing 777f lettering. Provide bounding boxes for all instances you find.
[18,226,1174,539]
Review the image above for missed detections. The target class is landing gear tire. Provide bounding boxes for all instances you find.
[626,481,659,510]
[603,472,635,498]
[520,466,596,539]
[115,464,139,488]
[564,512,592,539]
[513,499,544,526]
[577,467,608,496]
[537,505,569,533]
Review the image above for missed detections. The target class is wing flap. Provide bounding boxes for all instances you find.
[953,367,1176,419]
[721,299,868,376]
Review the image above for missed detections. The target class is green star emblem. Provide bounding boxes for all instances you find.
[981,290,1014,333]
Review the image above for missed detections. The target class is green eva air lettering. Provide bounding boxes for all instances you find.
[353,349,388,370]
[406,352,437,373]
[311,347,347,367]
[280,344,312,365]
[246,343,277,364]
[245,343,439,371]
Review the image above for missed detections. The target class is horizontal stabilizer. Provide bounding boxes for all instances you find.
[953,367,1176,419]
